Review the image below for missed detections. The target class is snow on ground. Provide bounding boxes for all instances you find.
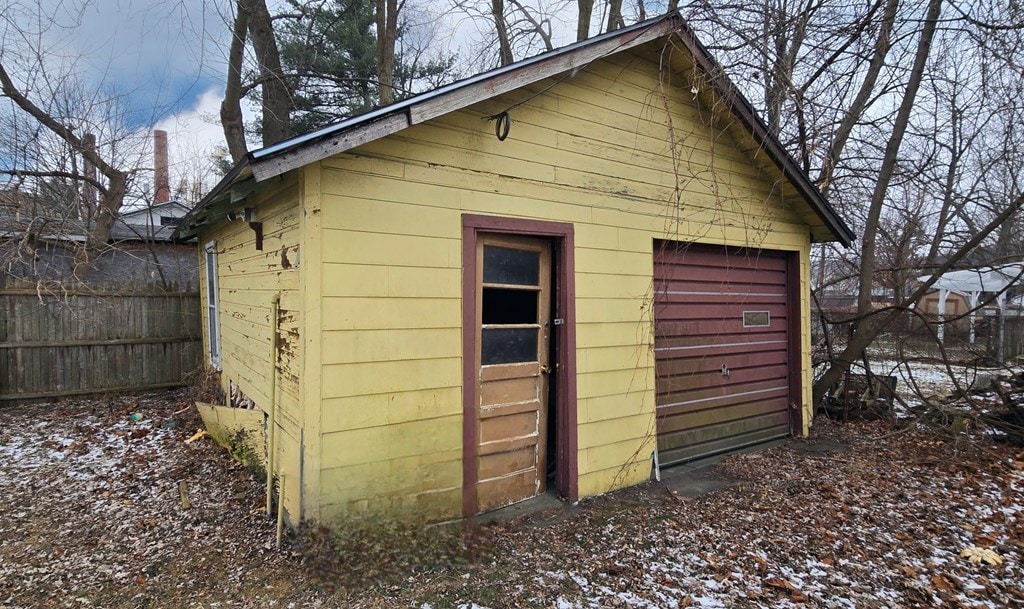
[1,391,1023,608]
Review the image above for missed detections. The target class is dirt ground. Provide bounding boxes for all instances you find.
[1,390,1022,608]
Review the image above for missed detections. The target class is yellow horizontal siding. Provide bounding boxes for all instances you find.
[311,44,814,519]
[581,392,653,424]
[320,418,461,469]
[321,358,461,398]
[322,264,460,299]
[578,458,652,498]
[321,386,462,433]
[322,328,460,365]
[322,297,460,331]
[199,176,305,520]
[320,229,461,268]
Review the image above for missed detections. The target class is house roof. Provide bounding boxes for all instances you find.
[178,11,854,246]
[922,263,1024,295]
[121,200,191,219]
[0,209,190,244]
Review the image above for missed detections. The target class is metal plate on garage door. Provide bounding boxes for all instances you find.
[653,242,791,466]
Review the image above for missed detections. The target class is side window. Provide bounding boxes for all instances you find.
[204,241,221,368]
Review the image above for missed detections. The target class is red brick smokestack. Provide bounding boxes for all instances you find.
[153,130,170,205]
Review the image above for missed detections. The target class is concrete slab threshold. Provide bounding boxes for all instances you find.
[471,438,813,524]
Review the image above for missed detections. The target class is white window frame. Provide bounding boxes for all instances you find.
[204,241,222,368]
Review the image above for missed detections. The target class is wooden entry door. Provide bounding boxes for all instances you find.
[474,234,552,512]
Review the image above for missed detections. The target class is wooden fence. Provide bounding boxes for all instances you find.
[1,284,201,402]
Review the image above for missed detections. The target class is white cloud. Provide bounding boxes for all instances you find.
[128,86,258,208]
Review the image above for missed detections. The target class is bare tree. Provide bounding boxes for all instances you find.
[682,0,1024,404]
[606,0,624,32]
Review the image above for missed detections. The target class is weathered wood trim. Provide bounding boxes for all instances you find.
[409,20,677,128]
[462,213,578,516]
[251,113,410,182]
[786,251,805,436]
[300,162,324,522]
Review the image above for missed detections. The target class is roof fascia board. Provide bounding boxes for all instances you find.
[250,111,409,182]
[249,16,681,183]
[408,19,679,127]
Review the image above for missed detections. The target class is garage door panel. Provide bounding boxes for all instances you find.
[654,284,786,301]
[656,351,789,377]
[657,380,788,410]
[657,422,791,465]
[654,241,793,466]
[658,412,790,450]
[655,267,789,287]
[654,333,788,352]
[657,360,789,387]
[654,247,787,270]
[654,303,789,322]
[657,397,790,434]
[654,320,788,338]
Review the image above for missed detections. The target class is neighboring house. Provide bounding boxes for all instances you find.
[0,204,197,288]
[118,201,193,242]
[176,13,853,525]
[918,263,1024,347]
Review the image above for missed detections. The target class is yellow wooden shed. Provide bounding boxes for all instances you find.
[177,12,853,525]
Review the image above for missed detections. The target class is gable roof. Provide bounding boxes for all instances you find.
[179,11,853,246]
[121,200,191,219]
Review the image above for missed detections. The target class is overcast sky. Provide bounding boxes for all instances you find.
[0,0,632,201]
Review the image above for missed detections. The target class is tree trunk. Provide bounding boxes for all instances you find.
[606,0,624,32]
[814,190,1024,404]
[815,0,945,404]
[375,0,399,104]
[0,62,127,248]
[577,0,594,41]
[221,0,250,164]
[491,0,514,66]
[855,0,942,316]
[245,0,291,146]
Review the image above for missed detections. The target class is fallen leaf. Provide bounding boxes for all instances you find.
[960,546,1004,566]
[931,574,955,592]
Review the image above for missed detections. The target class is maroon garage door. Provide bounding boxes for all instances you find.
[653,241,795,466]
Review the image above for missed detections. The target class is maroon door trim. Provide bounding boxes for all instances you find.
[461,213,578,516]
[786,252,804,435]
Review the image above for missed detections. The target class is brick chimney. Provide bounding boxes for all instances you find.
[153,130,170,205]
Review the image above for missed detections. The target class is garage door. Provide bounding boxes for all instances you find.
[653,241,794,466]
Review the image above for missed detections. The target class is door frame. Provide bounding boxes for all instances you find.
[785,251,804,436]
[462,213,578,516]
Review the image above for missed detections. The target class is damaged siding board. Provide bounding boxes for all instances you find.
[315,46,812,518]
[200,175,305,518]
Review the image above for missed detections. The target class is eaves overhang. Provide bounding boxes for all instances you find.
[181,10,854,247]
